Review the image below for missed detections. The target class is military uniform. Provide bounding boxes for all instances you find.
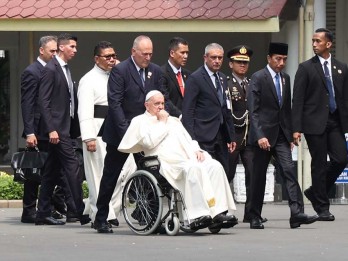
[226,45,256,222]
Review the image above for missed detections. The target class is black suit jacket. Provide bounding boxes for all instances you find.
[21,59,47,140]
[102,57,164,146]
[160,62,191,117]
[182,66,235,143]
[38,56,80,139]
[248,67,292,147]
[292,55,348,135]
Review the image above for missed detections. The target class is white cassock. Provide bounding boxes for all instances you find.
[118,111,236,222]
[78,65,136,222]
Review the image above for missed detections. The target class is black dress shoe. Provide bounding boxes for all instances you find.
[212,213,238,228]
[250,218,264,229]
[80,215,91,225]
[51,210,64,219]
[21,215,36,223]
[289,213,319,228]
[94,221,113,233]
[35,216,66,225]
[190,215,212,230]
[318,210,335,221]
[304,187,319,213]
[66,212,80,223]
[108,218,119,227]
[243,217,268,223]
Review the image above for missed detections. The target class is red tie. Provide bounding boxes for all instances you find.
[176,71,184,96]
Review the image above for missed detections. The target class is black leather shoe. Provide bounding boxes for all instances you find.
[250,218,264,229]
[318,210,335,221]
[304,187,319,213]
[212,213,238,228]
[80,215,91,225]
[108,218,119,227]
[289,213,319,228]
[190,215,212,230]
[35,216,66,225]
[243,217,268,223]
[94,221,113,233]
[66,212,80,223]
[51,210,64,219]
[21,215,36,223]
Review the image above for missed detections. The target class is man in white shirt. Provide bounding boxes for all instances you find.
[78,41,135,228]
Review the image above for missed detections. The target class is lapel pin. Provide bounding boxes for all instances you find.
[147,72,152,79]
[338,69,342,74]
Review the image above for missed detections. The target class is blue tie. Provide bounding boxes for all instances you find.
[275,73,282,105]
[139,68,145,88]
[213,73,224,106]
[324,61,336,113]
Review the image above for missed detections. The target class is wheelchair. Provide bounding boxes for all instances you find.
[121,156,223,236]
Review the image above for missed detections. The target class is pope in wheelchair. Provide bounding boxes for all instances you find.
[118,90,237,235]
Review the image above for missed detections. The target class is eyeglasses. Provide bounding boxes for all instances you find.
[98,54,117,60]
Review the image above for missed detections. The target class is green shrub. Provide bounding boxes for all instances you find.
[0,172,24,200]
[0,171,89,200]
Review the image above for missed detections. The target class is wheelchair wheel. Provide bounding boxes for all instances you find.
[122,170,163,235]
[165,216,180,236]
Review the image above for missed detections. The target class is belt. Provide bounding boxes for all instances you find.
[94,105,108,119]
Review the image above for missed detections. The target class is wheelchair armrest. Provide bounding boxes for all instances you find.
[137,155,161,172]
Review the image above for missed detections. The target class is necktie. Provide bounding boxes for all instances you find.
[324,61,336,113]
[64,65,75,118]
[139,68,145,88]
[176,71,184,96]
[213,73,224,105]
[241,80,246,94]
[274,73,282,105]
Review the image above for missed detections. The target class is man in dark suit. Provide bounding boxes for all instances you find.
[36,33,88,226]
[20,35,74,223]
[161,37,190,117]
[292,28,348,221]
[248,42,319,229]
[226,45,267,223]
[182,43,236,175]
[94,35,165,233]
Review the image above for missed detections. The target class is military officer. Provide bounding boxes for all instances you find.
[226,45,267,223]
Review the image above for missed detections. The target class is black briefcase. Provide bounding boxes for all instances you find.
[11,146,48,183]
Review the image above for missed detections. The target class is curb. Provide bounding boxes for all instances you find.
[0,200,23,208]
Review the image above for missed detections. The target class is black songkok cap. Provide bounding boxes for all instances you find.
[268,42,288,55]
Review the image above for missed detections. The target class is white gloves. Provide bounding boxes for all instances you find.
[345,133,348,141]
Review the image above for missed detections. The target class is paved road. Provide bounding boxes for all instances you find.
[0,203,347,261]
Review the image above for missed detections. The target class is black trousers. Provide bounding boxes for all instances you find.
[228,144,253,219]
[304,112,348,213]
[37,137,83,218]
[22,140,74,217]
[199,127,229,175]
[95,144,129,224]
[249,131,303,219]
